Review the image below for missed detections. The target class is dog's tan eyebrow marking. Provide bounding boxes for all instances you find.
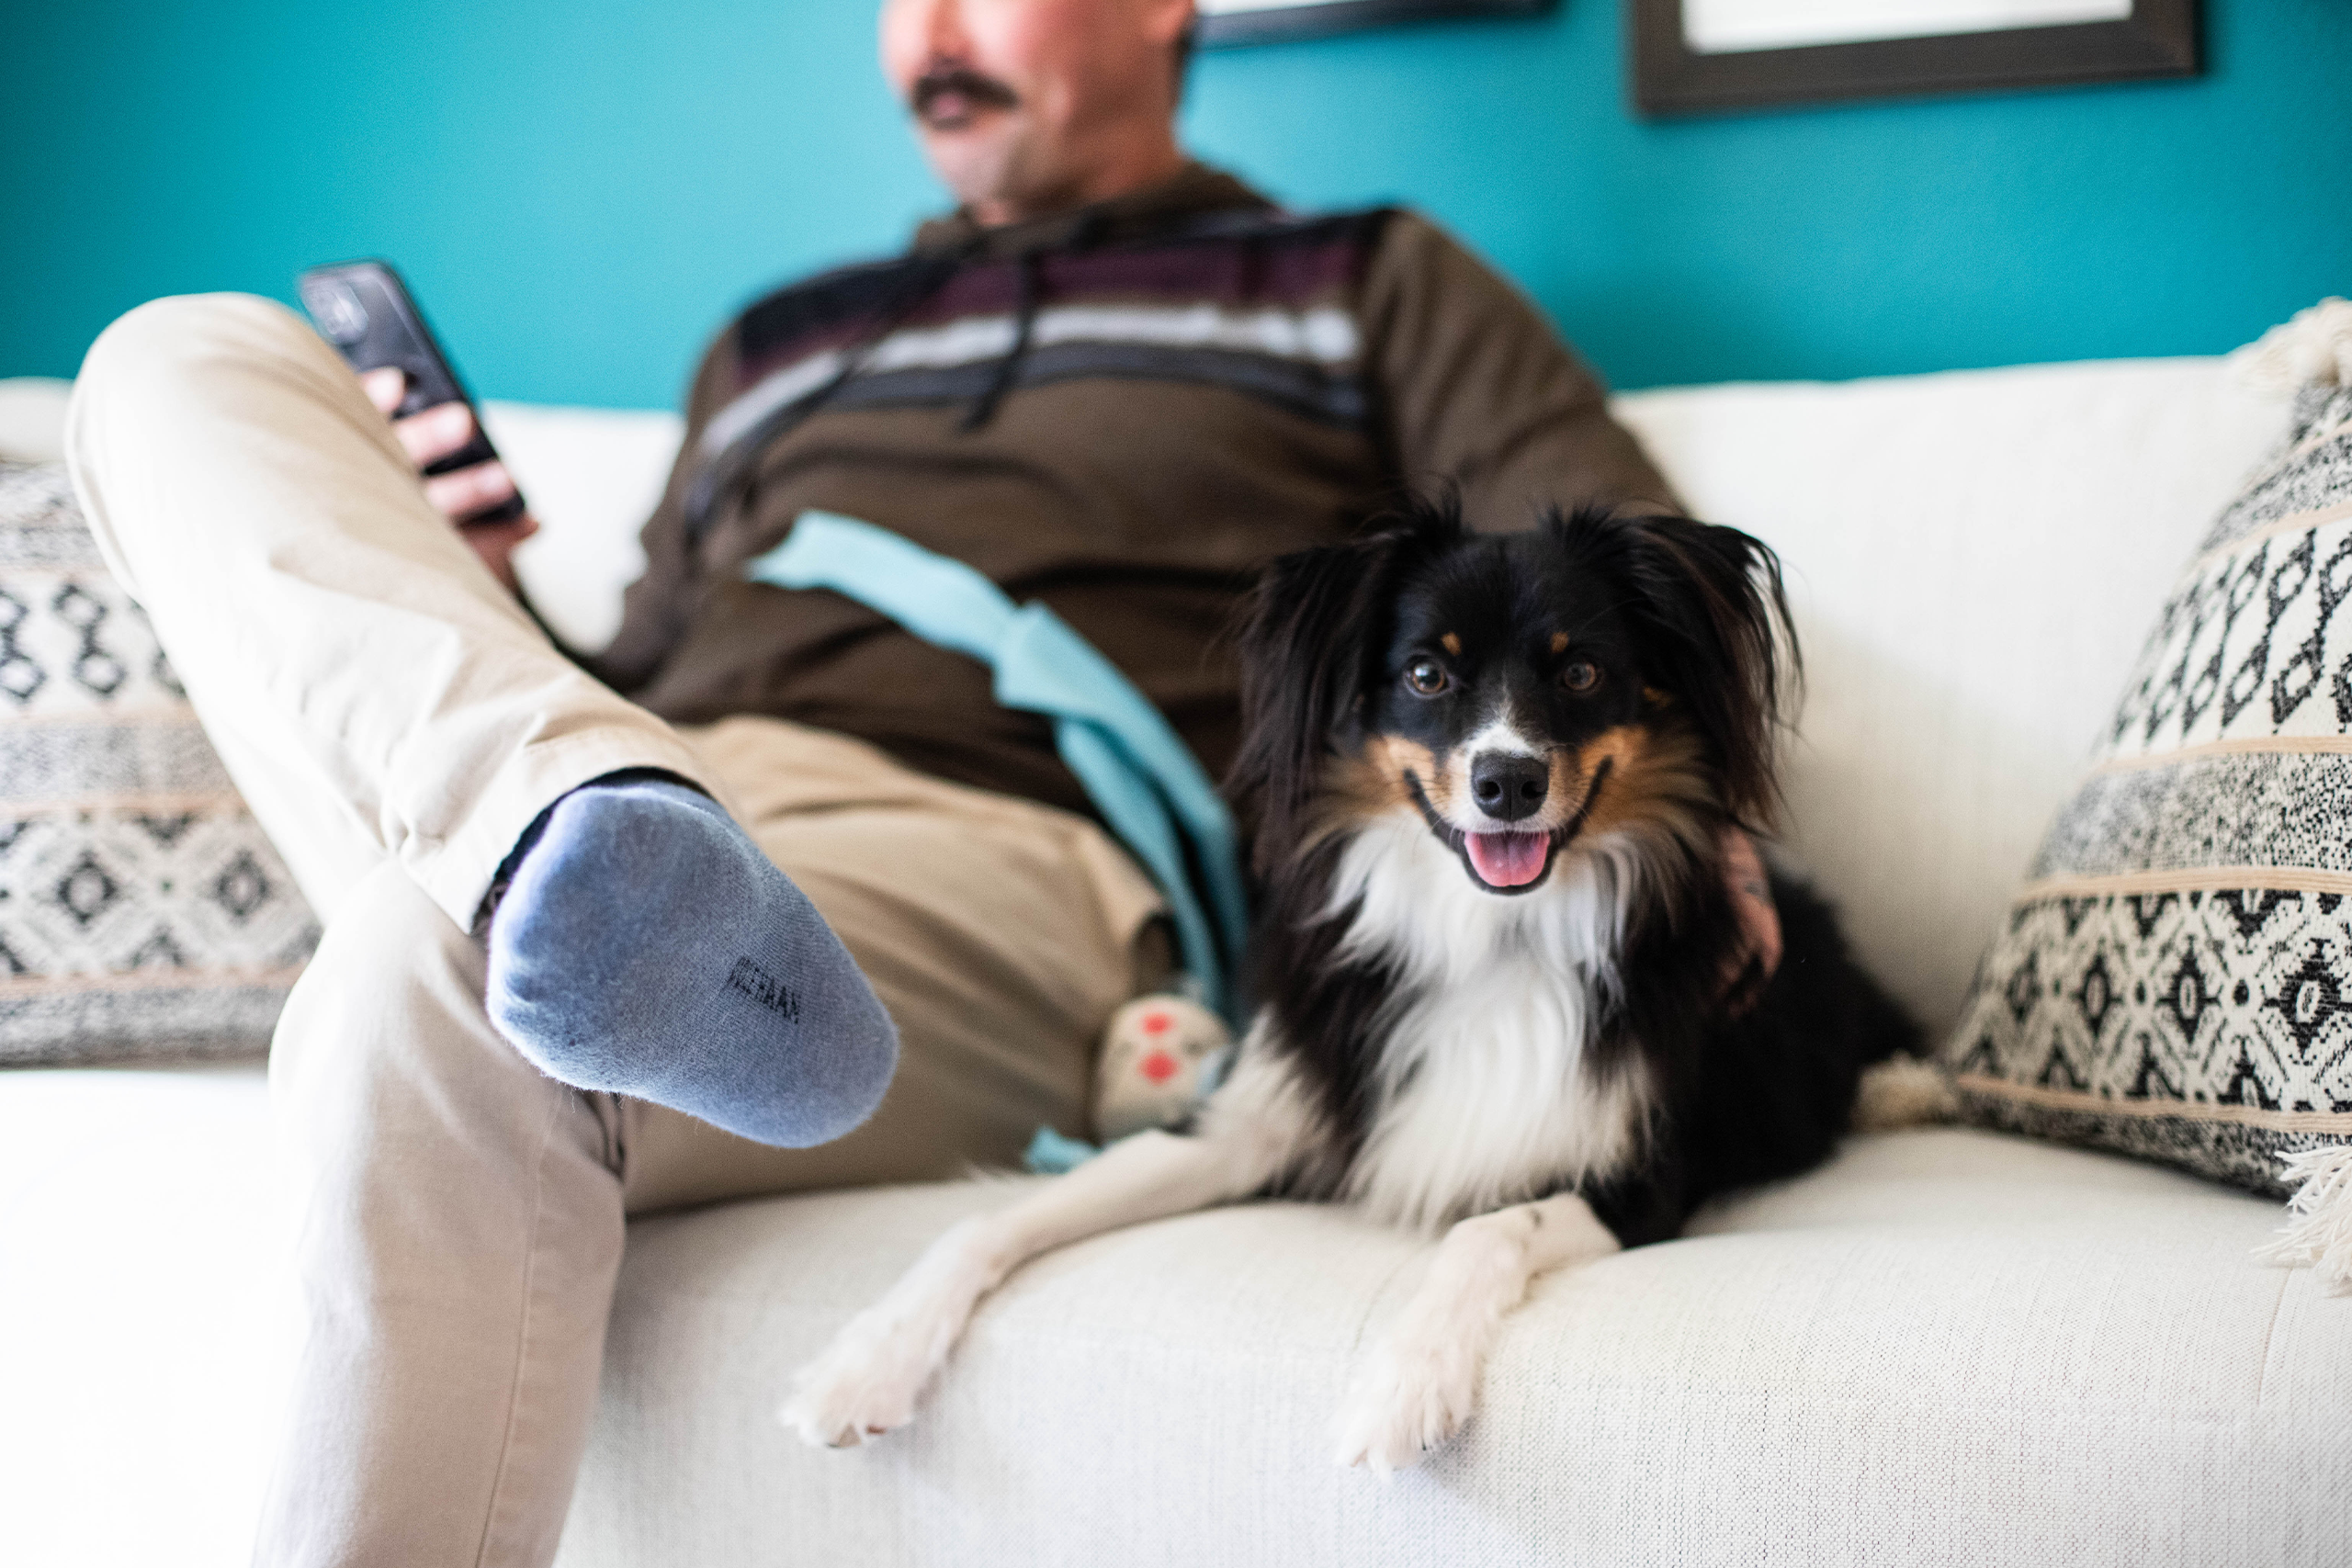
[1440,632,1462,657]
[1642,685,1674,707]
[1550,632,1570,655]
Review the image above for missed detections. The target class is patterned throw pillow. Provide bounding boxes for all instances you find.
[1939,300,2352,1285]
[0,462,318,1066]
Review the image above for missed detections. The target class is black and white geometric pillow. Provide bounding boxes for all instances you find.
[0,462,318,1066]
[1939,299,2352,1286]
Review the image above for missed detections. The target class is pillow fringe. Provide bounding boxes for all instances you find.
[2255,1144,2352,1293]
[2230,297,2352,395]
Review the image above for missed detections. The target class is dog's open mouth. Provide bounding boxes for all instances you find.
[1404,760,1611,895]
[1463,831,1551,888]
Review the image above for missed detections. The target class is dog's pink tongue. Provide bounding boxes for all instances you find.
[1465,831,1548,887]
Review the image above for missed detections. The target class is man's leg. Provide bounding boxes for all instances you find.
[66,292,710,927]
[255,723,1167,1567]
[259,862,628,1568]
[67,294,895,1142]
[62,298,895,1566]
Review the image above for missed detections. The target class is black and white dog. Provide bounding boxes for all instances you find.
[784,497,1925,1472]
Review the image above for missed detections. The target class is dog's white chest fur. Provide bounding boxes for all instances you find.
[1324,810,1651,1231]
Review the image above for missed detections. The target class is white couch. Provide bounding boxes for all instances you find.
[5,357,2346,1567]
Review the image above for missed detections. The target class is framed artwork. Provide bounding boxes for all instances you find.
[1198,0,1558,49]
[1629,0,2199,115]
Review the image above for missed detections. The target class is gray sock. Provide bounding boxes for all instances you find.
[484,778,898,1146]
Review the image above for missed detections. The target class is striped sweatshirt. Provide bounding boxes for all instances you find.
[594,164,1673,823]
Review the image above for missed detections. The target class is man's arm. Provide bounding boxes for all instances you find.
[1359,211,1679,523]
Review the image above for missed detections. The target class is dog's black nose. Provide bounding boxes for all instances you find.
[1470,753,1550,821]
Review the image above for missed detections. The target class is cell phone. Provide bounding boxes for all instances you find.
[296,259,526,526]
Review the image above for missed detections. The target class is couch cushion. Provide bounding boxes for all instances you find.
[0,465,319,1065]
[1935,304,2352,1202]
[0,1064,290,1568]
[560,1129,2348,1568]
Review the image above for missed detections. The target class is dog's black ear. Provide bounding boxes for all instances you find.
[1552,505,1796,829]
[1229,498,1461,869]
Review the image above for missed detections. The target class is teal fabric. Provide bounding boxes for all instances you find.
[743,511,1250,1022]
[1023,1125,1102,1176]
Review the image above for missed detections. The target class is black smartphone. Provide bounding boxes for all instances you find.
[296,259,526,526]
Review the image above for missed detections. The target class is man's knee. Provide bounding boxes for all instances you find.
[75,292,332,418]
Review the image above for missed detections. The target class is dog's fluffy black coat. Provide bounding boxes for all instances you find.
[1224,495,1918,1246]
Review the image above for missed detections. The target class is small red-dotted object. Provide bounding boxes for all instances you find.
[1140,1049,1179,1083]
[1141,1011,1171,1034]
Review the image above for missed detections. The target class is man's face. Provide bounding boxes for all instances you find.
[879,0,1193,222]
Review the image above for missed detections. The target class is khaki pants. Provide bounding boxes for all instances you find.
[67,295,1165,1568]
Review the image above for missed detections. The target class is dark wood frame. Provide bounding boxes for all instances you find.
[1199,0,1556,49]
[1628,0,2199,116]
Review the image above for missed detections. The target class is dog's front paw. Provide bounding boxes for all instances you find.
[1330,1328,1480,1476]
[777,1307,939,1450]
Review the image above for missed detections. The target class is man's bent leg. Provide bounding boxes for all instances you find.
[260,729,1164,1564]
[261,862,627,1568]
[68,296,892,1141]
[64,293,716,925]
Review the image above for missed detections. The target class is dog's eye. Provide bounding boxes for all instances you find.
[1560,660,1602,694]
[1403,659,1448,696]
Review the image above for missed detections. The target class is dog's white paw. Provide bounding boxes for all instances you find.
[1852,1055,1959,1132]
[1330,1328,1480,1476]
[777,1307,943,1450]
[778,1217,1004,1450]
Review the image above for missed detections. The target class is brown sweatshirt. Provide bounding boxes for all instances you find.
[592,164,1673,822]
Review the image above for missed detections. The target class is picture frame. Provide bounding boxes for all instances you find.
[1198,0,1558,50]
[1628,0,2199,116]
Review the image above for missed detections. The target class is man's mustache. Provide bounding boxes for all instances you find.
[910,65,1021,123]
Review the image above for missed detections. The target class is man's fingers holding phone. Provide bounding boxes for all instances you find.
[358,367,539,592]
[424,458,524,522]
[361,367,481,470]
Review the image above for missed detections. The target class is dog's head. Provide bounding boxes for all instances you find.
[1230,495,1792,894]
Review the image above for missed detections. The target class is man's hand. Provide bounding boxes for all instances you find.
[360,368,539,593]
[1719,826,1781,1015]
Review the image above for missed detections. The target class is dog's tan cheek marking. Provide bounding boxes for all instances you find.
[1440,632,1462,657]
[1569,725,1651,833]
[1357,736,1442,814]
[1378,734,1466,818]
[1583,721,1711,839]
[1642,685,1674,709]
[1329,750,1401,814]
[1301,744,1421,853]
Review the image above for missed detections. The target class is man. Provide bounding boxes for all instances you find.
[67,1,1774,1563]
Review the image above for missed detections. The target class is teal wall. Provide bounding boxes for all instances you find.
[6,2,2346,408]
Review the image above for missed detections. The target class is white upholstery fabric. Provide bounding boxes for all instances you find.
[1612,359,2284,1033]
[0,377,73,463]
[558,1130,2343,1567]
[0,1064,293,1568]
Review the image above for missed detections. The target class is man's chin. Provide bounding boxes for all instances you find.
[920,139,1030,211]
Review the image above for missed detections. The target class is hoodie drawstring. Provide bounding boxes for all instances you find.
[961,248,1042,433]
[959,211,1109,434]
